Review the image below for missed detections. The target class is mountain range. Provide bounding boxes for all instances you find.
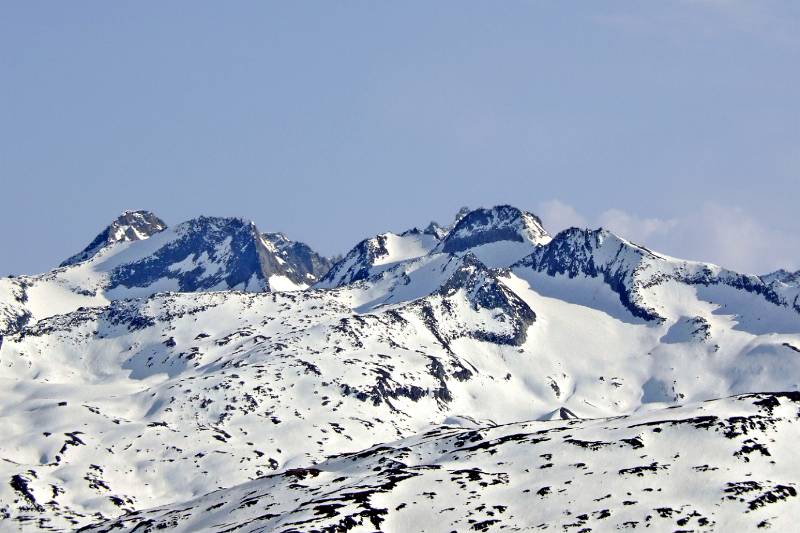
[1,205,798,532]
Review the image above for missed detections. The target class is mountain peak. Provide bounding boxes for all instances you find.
[316,226,443,288]
[762,269,800,286]
[451,205,472,226]
[261,232,334,283]
[423,221,448,240]
[423,206,472,240]
[60,210,167,267]
[438,205,550,255]
[430,205,551,268]
[105,216,326,293]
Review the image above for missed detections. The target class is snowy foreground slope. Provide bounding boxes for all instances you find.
[1,205,799,531]
[81,392,800,532]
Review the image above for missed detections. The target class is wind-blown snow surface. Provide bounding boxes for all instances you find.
[1,205,799,531]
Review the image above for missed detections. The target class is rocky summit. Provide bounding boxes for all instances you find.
[1,205,799,532]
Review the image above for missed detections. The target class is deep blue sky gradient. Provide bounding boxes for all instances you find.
[2,2,798,274]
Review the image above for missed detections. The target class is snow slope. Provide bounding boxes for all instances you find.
[316,228,442,288]
[82,392,800,532]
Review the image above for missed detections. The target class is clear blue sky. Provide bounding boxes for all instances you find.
[2,2,798,275]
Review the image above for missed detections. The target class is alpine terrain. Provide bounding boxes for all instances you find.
[1,205,798,532]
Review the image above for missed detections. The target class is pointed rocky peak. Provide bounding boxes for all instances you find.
[450,206,472,228]
[261,232,334,283]
[261,231,292,250]
[412,252,536,346]
[539,407,580,421]
[437,205,550,254]
[432,205,551,268]
[112,210,167,239]
[423,221,448,240]
[421,206,472,241]
[316,234,393,288]
[61,210,167,267]
[436,252,495,296]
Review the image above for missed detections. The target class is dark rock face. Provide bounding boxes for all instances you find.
[517,228,663,322]
[0,278,32,339]
[317,234,393,287]
[47,212,337,300]
[108,217,307,292]
[518,227,800,323]
[679,267,789,310]
[262,233,334,283]
[423,221,448,240]
[439,205,549,254]
[61,210,167,267]
[415,254,536,346]
[103,218,334,293]
[424,206,470,240]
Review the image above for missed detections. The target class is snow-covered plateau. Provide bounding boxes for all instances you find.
[0,205,798,532]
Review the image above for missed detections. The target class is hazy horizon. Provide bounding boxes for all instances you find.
[2,2,798,275]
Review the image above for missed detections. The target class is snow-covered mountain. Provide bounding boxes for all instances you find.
[434,205,551,267]
[317,227,442,288]
[60,210,167,267]
[0,213,334,341]
[516,227,800,324]
[317,205,548,289]
[261,232,334,284]
[762,268,800,287]
[1,205,798,531]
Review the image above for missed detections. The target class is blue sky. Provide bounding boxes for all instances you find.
[2,2,798,275]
